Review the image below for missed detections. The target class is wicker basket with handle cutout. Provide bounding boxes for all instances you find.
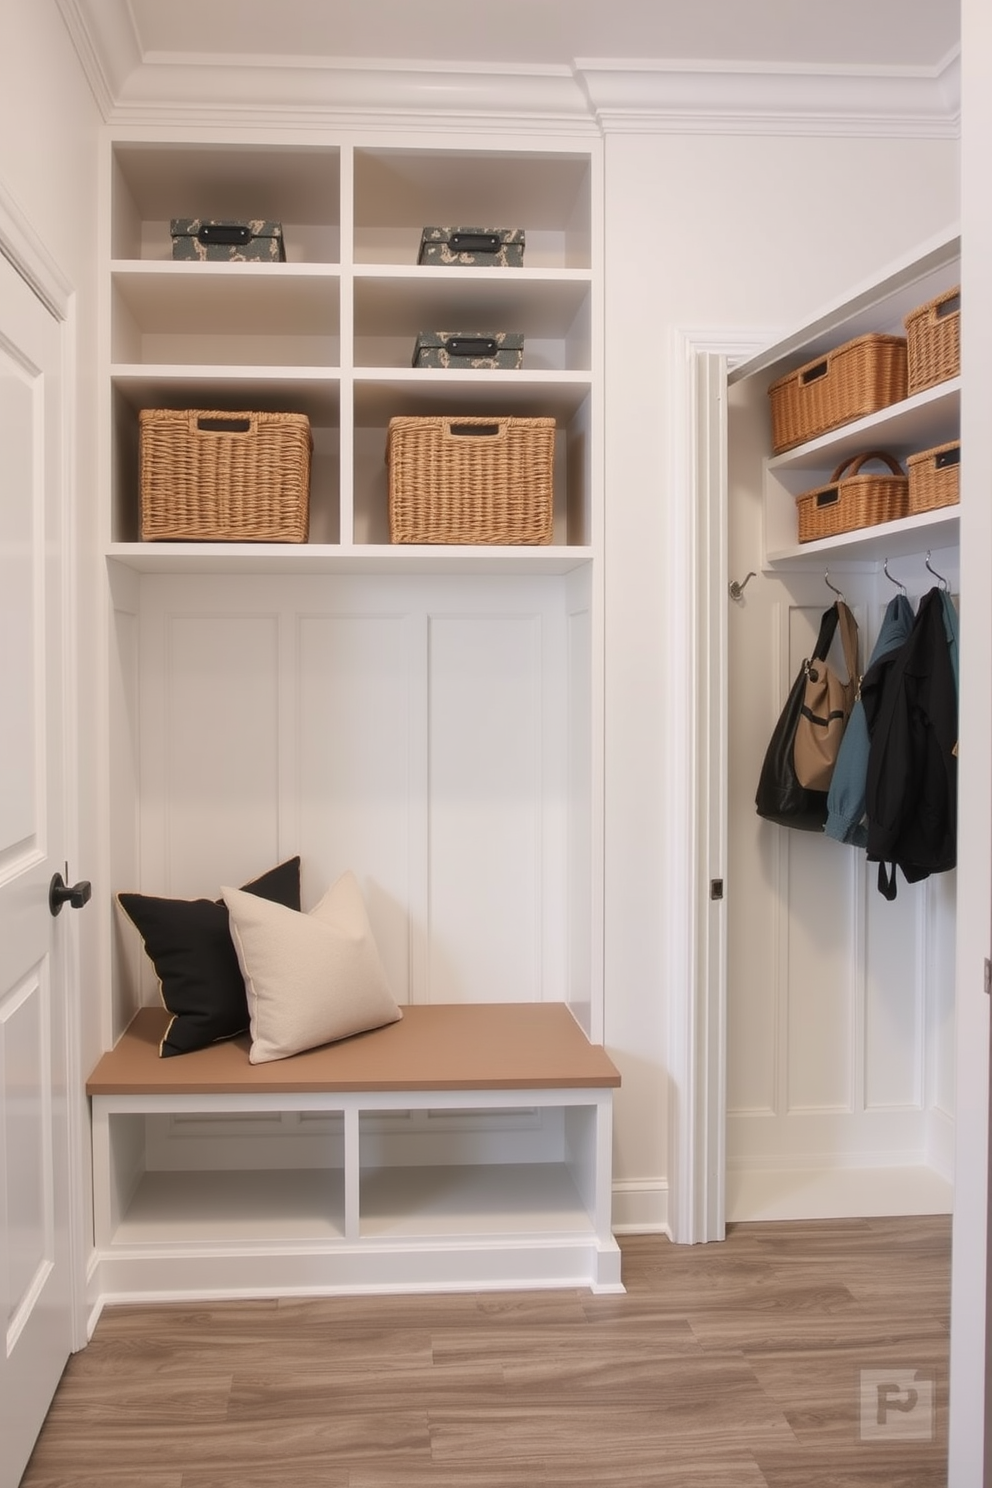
[795,450,908,543]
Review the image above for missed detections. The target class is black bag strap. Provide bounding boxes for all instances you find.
[808,604,840,668]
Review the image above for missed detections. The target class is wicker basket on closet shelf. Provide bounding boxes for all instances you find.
[906,440,960,515]
[904,285,960,396]
[768,333,907,454]
[794,450,909,544]
[139,408,312,542]
[386,414,555,545]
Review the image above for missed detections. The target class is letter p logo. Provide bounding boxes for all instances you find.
[860,1370,934,1440]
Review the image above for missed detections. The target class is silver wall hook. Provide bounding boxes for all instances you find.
[883,558,907,596]
[925,550,949,591]
[728,571,756,602]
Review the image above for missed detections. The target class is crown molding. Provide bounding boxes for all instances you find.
[577,49,961,137]
[99,60,597,136]
[55,0,961,139]
[55,0,142,119]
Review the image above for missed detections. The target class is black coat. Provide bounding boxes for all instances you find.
[862,587,958,900]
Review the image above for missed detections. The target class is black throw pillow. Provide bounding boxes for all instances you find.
[117,857,301,1057]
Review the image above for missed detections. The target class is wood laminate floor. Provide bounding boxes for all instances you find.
[21,1215,951,1487]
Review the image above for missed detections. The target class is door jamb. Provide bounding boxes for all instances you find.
[666,328,767,1245]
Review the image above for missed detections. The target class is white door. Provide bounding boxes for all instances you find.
[0,248,75,1487]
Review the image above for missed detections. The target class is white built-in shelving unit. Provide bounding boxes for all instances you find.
[731,231,961,567]
[95,129,608,1301]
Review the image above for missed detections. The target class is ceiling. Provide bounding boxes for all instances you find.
[56,0,962,131]
[111,0,963,70]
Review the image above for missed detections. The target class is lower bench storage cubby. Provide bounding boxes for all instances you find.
[87,1002,623,1305]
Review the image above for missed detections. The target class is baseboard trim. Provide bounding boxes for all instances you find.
[611,1178,669,1235]
[726,1163,953,1223]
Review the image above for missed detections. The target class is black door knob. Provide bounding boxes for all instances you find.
[49,872,92,917]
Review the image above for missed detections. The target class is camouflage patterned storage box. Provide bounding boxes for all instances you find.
[170,219,286,262]
[412,331,524,369]
[418,227,525,268]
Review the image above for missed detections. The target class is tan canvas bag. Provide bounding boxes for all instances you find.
[793,599,860,792]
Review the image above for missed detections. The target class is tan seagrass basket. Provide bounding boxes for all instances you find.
[905,285,960,396]
[768,333,907,454]
[907,440,960,515]
[386,415,555,544]
[139,409,312,542]
[795,450,908,543]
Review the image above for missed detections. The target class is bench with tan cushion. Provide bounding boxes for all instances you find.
[87,1002,623,1304]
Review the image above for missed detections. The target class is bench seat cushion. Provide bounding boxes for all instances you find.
[87,1002,621,1096]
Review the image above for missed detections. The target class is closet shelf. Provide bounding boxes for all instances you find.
[767,380,960,475]
[105,544,596,577]
[764,506,959,568]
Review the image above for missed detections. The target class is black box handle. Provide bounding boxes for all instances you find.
[935,445,961,469]
[444,337,498,358]
[197,223,253,247]
[449,232,501,254]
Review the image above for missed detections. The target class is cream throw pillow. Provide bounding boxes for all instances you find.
[222,871,402,1064]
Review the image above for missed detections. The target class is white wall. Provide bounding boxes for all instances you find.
[948,1,992,1478]
[1,0,103,1268]
[601,131,959,1229]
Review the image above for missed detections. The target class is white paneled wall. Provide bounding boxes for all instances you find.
[725,570,958,1219]
[117,571,586,1024]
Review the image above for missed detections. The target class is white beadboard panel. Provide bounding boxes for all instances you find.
[166,613,281,892]
[132,572,580,1014]
[782,603,857,1116]
[784,826,856,1113]
[297,611,417,1005]
[863,871,927,1110]
[927,871,957,1119]
[427,611,543,1004]
[138,585,283,900]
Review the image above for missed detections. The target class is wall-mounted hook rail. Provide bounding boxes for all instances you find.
[728,571,756,602]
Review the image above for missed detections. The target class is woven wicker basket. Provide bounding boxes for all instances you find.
[795,450,909,544]
[139,409,312,542]
[387,415,555,545]
[905,286,960,396]
[768,334,907,454]
[907,440,960,515]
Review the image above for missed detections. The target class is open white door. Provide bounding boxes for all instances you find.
[0,246,76,1487]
